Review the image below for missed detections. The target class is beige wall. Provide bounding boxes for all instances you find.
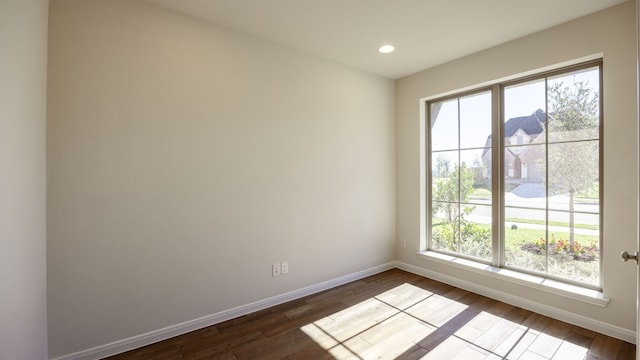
[0,0,49,359]
[46,0,395,356]
[396,2,637,333]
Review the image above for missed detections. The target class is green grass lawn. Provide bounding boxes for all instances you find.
[503,226,598,249]
[506,218,598,230]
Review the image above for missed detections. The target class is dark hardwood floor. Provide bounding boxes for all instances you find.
[105,269,635,360]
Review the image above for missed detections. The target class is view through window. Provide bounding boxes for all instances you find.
[428,62,601,288]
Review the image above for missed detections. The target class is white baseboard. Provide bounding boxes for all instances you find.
[50,260,636,359]
[50,262,395,360]
[393,260,636,344]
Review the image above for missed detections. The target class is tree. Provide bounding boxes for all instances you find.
[545,81,599,246]
[434,155,451,178]
[470,155,488,187]
[432,161,487,255]
[433,161,474,223]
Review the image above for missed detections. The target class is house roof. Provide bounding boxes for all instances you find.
[481,109,546,160]
[504,109,545,137]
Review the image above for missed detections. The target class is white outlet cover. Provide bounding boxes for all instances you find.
[272,263,281,277]
[281,261,289,274]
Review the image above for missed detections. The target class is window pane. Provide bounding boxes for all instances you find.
[432,203,460,253]
[432,151,459,202]
[459,204,492,260]
[504,79,546,127]
[547,211,600,286]
[431,99,458,151]
[547,141,599,206]
[504,144,546,209]
[504,208,547,272]
[461,149,491,199]
[547,67,600,143]
[504,80,547,218]
[430,91,493,262]
[460,91,492,149]
[478,148,492,194]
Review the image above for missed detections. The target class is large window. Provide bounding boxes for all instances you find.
[427,62,602,288]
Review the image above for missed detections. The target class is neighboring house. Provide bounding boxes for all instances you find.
[482,109,546,184]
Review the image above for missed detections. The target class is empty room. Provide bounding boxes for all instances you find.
[2,0,640,359]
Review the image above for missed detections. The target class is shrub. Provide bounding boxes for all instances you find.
[520,234,598,262]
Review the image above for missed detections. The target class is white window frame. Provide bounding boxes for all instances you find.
[424,60,603,291]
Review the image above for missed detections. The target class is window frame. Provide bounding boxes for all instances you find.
[425,60,603,291]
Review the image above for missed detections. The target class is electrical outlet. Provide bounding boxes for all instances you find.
[272,263,281,277]
[281,261,289,274]
[400,238,406,248]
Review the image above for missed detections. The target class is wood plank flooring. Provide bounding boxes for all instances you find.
[105,269,635,360]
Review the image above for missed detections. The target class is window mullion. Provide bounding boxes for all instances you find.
[457,99,462,254]
[492,84,502,267]
[544,77,550,275]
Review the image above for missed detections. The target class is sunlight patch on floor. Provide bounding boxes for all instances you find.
[301,282,590,359]
[301,283,466,359]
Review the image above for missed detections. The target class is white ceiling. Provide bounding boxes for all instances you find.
[144,0,629,79]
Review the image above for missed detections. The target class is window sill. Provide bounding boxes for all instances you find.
[417,251,609,307]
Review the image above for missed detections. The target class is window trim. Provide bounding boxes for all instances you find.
[416,250,609,307]
[424,59,603,291]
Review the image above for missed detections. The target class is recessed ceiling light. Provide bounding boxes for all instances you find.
[378,45,395,54]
